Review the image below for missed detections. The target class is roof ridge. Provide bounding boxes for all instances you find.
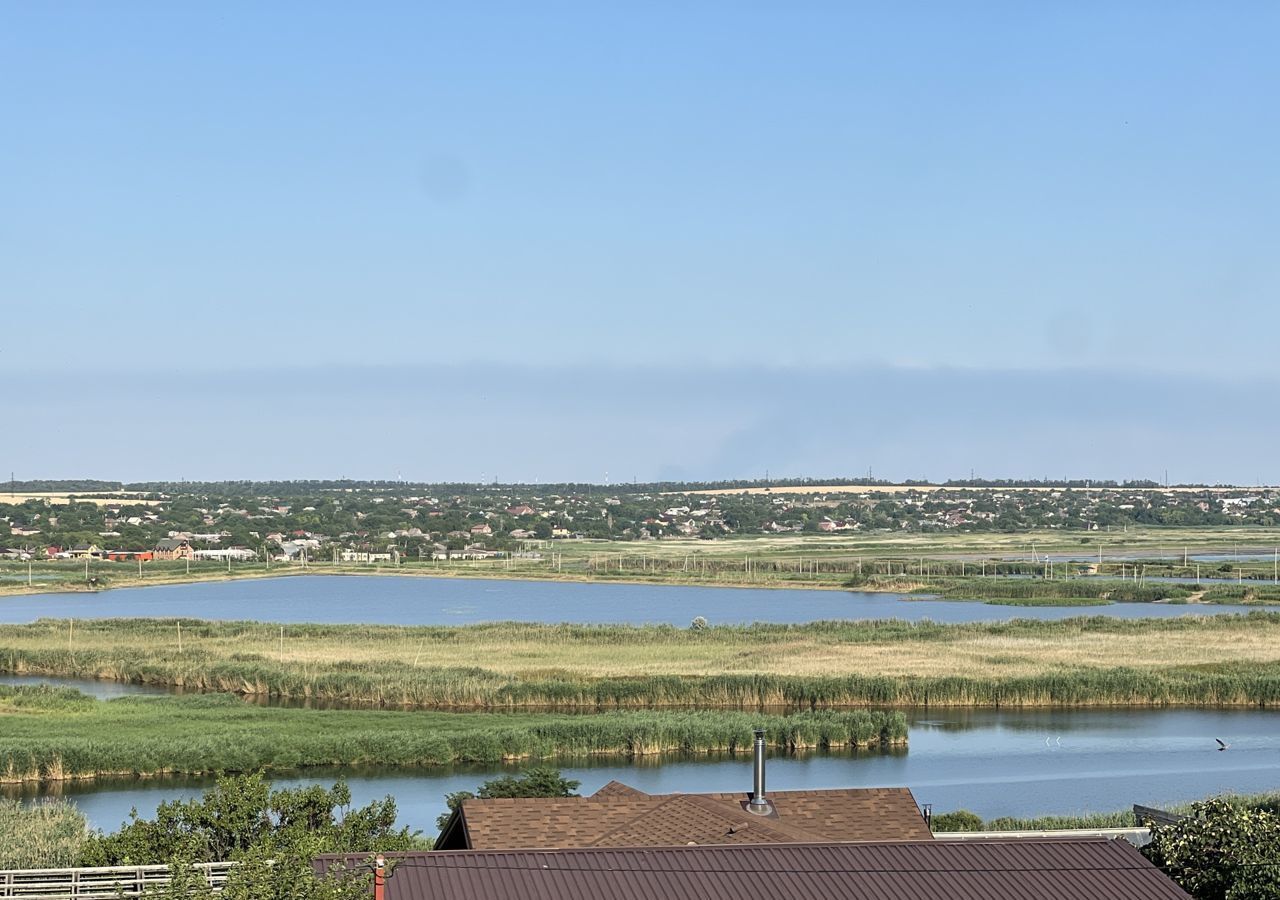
[318,836,1121,861]
[591,780,650,799]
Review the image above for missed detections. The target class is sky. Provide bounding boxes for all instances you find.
[2,2,1278,483]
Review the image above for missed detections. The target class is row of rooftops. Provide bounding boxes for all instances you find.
[371,730,1194,900]
[316,779,1190,900]
[317,838,1189,900]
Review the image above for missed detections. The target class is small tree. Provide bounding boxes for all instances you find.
[929,809,984,832]
[1143,798,1280,899]
[437,767,580,830]
[80,773,421,867]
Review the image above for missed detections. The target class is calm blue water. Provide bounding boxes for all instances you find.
[0,575,1262,625]
[16,707,1280,834]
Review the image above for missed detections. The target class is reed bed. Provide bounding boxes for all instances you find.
[920,577,1191,603]
[1202,584,1280,604]
[2,615,1280,708]
[0,798,89,868]
[0,686,905,784]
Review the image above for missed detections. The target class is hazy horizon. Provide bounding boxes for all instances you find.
[5,362,1279,486]
[4,4,1277,484]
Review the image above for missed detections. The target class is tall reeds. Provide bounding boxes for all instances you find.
[0,686,906,784]
[0,799,88,867]
[2,615,1279,709]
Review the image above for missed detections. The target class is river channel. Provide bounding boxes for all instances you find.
[0,575,1262,625]
[4,686,1277,835]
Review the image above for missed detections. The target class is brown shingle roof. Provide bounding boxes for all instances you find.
[437,784,931,850]
[315,839,1192,900]
[589,795,821,847]
[591,779,648,799]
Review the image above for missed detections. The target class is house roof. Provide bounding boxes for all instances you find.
[314,839,1191,900]
[435,784,931,850]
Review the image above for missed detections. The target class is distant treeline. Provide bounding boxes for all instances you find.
[3,480,124,493]
[941,478,1161,488]
[120,478,895,496]
[2,476,1214,496]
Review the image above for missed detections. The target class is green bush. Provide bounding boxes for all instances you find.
[930,809,983,831]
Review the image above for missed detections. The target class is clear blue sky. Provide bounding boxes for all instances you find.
[3,3,1278,481]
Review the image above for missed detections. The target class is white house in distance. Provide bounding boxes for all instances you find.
[190,548,257,561]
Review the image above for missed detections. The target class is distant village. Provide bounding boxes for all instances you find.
[2,481,1279,562]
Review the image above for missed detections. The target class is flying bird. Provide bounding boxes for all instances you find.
[1216,739,1230,751]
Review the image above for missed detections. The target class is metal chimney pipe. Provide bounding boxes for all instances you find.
[373,854,386,900]
[748,729,770,812]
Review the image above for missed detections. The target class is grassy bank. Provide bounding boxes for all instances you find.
[0,686,905,784]
[910,577,1193,604]
[0,558,858,598]
[10,526,1280,599]
[1201,583,1280,604]
[3,615,1280,708]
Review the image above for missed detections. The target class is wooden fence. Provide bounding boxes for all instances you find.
[0,863,234,898]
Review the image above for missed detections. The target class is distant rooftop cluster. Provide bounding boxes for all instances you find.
[3,480,1280,561]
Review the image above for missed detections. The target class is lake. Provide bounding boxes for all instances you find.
[0,575,1262,625]
[14,707,1279,834]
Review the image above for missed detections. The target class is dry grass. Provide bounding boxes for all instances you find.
[557,527,1280,560]
[4,615,1280,682]
[1,492,160,506]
